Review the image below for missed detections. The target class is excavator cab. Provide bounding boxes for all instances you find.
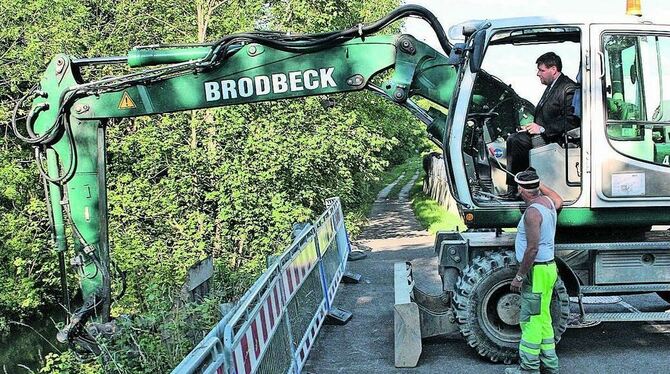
[442,18,670,229]
[458,24,582,205]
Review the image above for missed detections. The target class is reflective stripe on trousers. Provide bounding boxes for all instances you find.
[519,262,559,374]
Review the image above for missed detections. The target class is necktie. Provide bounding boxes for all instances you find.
[537,85,551,108]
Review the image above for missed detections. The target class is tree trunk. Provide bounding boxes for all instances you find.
[193,0,228,150]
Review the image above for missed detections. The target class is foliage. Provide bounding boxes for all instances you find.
[40,351,100,374]
[0,138,58,319]
[0,0,429,371]
[94,296,224,373]
[410,174,464,233]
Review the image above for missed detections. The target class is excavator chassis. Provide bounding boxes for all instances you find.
[394,229,670,367]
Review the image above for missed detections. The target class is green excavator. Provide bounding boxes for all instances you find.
[12,3,670,364]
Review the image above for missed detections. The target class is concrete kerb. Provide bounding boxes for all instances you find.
[393,262,422,367]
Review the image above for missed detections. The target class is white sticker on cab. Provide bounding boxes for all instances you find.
[611,172,645,196]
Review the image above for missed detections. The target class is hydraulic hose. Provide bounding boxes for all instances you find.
[204,5,452,64]
[12,5,453,184]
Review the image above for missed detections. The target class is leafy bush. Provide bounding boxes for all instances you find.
[0,0,428,371]
[0,139,58,319]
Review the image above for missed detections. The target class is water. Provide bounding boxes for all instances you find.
[0,309,68,372]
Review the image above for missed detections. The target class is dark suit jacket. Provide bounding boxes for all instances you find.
[534,73,579,141]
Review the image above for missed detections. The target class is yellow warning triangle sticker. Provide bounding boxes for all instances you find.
[118,91,136,109]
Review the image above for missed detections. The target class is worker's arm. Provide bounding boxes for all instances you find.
[539,182,563,210]
[510,208,542,293]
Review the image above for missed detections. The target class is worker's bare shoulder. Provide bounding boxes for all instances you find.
[523,206,543,224]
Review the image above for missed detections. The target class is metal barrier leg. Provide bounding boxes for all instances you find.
[325,306,353,325]
[342,271,361,284]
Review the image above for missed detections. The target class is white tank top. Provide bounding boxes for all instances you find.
[515,196,557,263]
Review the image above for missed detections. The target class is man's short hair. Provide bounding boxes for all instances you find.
[536,52,562,72]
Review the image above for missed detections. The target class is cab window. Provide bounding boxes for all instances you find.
[603,34,670,166]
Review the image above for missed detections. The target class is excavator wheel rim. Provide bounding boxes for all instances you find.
[453,250,570,364]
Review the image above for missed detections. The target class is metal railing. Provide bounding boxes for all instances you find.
[173,197,350,374]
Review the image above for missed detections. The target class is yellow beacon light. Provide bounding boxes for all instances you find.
[626,0,642,16]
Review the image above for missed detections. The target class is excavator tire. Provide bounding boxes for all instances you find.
[452,250,570,364]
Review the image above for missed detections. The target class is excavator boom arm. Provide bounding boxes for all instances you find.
[16,5,464,345]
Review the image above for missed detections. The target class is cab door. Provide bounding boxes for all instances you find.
[590,24,670,207]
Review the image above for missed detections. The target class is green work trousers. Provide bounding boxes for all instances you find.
[519,262,559,374]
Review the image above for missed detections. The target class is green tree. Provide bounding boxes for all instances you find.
[0,0,428,371]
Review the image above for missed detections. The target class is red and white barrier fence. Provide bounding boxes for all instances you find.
[173,198,350,374]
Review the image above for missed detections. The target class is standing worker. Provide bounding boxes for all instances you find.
[506,168,563,374]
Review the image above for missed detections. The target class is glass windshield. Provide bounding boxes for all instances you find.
[603,34,670,166]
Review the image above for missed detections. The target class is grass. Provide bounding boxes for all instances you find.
[409,174,465,234]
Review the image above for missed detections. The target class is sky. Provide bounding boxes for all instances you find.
[402,0,670,103]
[404,0,670,46]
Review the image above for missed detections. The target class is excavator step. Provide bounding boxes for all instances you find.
[581,284,670,294]
[584,312,670,322]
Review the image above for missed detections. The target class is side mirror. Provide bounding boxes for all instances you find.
[469,29,487,73]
